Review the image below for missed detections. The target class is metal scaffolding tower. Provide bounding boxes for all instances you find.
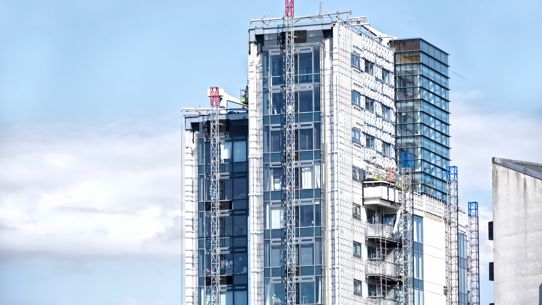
[281,1,296,305]
[208,86,221,305]
[399,152,414,305]
[445,165,459,305]
[468,202,480,305]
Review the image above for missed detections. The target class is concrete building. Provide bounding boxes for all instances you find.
[182,13,469,305]
[490,158,542,305]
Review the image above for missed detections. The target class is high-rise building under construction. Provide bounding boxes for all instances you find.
[182,12,475,305]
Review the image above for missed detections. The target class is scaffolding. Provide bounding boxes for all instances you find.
[281,1,297,305]
[445,166,459,305]
[208,87,221,305]
[398,153,414,305]
[468,202,480,305]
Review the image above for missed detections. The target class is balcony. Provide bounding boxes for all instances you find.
[363,181,401,209]
[365,260,399,279]
[366,288,401,305]
[366,223,398,241]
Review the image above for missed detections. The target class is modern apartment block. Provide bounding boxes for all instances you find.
[183,13,469,305]
[489,158,542,305]
[389,39,450,201]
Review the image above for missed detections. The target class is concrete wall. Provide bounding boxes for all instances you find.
[493,163,542,304]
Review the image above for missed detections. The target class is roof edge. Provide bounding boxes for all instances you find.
[493,157,542,180]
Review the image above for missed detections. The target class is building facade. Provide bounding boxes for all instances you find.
[183,14,468,305]
[389,39,450,201]
[490,157,542,305]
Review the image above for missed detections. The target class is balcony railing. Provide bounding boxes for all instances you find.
[366,260,399,278]
[363,181,401,208]
[366,223,397,240]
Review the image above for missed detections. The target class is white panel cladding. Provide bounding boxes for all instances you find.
[247,41,264,305]
[183,129,199,305]
[327,23,395,305]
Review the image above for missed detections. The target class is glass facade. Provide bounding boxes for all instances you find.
[261,33,323,305]
[390,39,450,201]
[195,117,249,305]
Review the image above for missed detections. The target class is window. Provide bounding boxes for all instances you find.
[351,53,361,69]
[353,241,362,257]
[233,140,247,162]
[271,130,282,152]
[271,92,283,114]
[365,134,375,149]
[353,279,363,296]
[352,128,361,144]
[382,68,391,84]
[299,128,313,150]
[351,90,361,106]
[364,60,374,75]
[382,105,392,121]
[220,141,232,162]
[352,166,364,181]
[365,98,375,113]
[298,90,313,112]
[300,165,314,189]
[299,243,314,266]
[299,205,314,227]
[270,167,283,191]
[383,142,392,158]
[352,203,361,220]
[270,207,282,229]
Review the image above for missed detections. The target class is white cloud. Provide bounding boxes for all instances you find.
[451,90,542,192]
[0,118,183,257]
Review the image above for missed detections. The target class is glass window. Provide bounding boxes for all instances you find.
[220,141,232,162]
[299,205,314,227]
[233,177,247,199]
[234,253,248,274]
[270,245,281,266]
[351,90,361,106]
[233,141,247,162]
[300,165,314,189]
[271,92,283,114]
[299,128,313,150]
[299,244,314,266]
[298,90,313,112]
[352,166,364,181]
[220,290,233,305]
[351,53,361,69]
[298,52,312,78]
[364,60,374,75]
[382,68,391,84]
[352,128,361,144]
[270,207,282,229]
[413,215,423,242]
[352,203,361,219]
[382,105,392,121]
[383,142,392,158]
[271,130,282,152]
[354,279,363,296]
[271,167,283,191]
[299,282,315,304]
[365,134,375,149]
[233,215,247,236]
[234,291,248,305]
[353,241,362,257]
[365,98,375,113]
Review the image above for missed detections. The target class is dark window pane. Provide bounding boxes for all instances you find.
[299,90,312,112]
[299,129,313,150]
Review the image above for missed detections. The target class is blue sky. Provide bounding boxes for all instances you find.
[1,0,541,304]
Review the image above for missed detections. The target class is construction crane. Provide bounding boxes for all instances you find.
[282,1,297,305]
[445,165,459,305]
[208,86,221,305]
[398,151,414,305]
[468,202,480,305]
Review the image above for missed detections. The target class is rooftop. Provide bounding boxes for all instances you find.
[493,157,542,180]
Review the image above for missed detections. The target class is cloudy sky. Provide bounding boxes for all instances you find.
[1,0,541,304]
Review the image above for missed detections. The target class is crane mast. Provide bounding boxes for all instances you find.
[282,1,297,305]
[445,165,459,305]
[468,202,480,305]
[209,86,221,305]
[399,152,414,305]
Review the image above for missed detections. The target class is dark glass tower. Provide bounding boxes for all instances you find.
[390,39,450,201]
[185,112,250,305]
